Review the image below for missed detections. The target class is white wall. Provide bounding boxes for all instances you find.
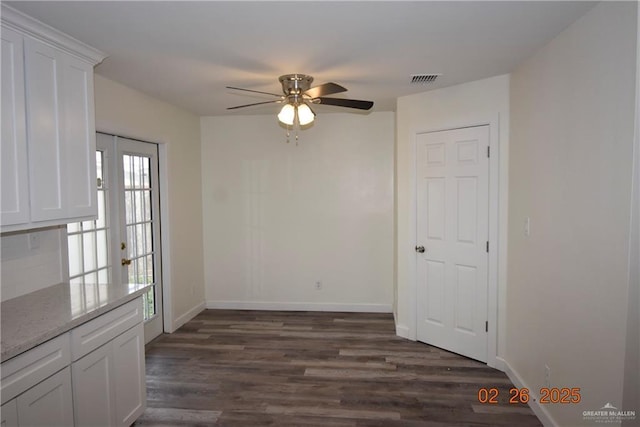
[94,75,205,331]
[508,2,637,426]
[395,75,510,366]
[201,113,394,312]
[1,227,64,301]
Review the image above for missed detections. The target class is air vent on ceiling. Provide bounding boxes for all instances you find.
[410,74,441,84]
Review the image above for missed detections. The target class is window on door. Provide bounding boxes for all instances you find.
[67,133,163,343]
[67,151,111,287]
[122,153,157,321]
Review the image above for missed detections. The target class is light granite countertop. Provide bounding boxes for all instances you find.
[1,282,151,362]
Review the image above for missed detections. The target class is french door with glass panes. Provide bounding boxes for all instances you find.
[67,133,163,343]
[117,137,162,341]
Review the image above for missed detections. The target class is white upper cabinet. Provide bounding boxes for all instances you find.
[1,27,29,226]
[62,55,97,218]
[0,5,105,231]
[24,37,65,222]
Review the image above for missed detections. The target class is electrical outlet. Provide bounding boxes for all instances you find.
[524,217,531,237]
[315,281,322,290]
[545,364,551,388]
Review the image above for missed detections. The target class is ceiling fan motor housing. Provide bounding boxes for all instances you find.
[279,74,314,104]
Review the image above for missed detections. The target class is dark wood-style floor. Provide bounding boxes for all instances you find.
[134,310,541,426]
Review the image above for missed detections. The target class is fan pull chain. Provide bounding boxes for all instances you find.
[284,125,300,145]
[294,121,300,145]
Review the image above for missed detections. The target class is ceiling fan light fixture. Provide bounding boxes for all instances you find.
[278,103,295,126]
[297,103,315,126]
[228,74,373,137]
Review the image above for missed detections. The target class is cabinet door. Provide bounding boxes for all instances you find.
[16,367,74,427]
[61,54,97,219]
[24,36,65,222]
[72,342,116,426]
[1,333,70,406]
[113,323,146,427]
[1,27,29,226]
[1,399,18,427]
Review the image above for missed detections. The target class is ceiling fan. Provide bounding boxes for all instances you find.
[226,74,374,127]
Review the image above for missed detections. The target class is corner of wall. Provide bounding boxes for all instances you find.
[501,358,559,427]
[622,4,640,418]
[171,300,206,333]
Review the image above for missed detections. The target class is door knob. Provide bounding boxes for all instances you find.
[415,246,425,253]
[121,258,132,266]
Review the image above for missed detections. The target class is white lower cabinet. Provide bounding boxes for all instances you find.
[0,298,146,427]
[71,342,116,426]
[72,323,145,427]
[16,368,74,427]
[1,399,18,427]
[113,324,146,426]
[1,368,74,427]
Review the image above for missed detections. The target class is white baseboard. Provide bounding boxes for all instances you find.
[501,358,557,427]
[493,356,507,372]
[171,301,205,332]
[205,300,392,313]
[395,323,410,339]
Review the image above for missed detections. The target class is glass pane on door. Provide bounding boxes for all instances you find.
[67,150,111,286]
[123,153,156,320]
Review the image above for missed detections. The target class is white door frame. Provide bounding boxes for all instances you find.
[408,116,501,368]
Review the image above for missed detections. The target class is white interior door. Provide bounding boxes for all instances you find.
[117,138,163,343]
[416,125,489,362]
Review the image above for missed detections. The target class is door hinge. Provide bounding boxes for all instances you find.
[486,241,489,253]
[487,146,490,158]
[485,321,488,332]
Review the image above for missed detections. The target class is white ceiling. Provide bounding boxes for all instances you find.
[7,1,595,116]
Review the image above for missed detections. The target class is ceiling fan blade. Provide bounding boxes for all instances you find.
[316,97,374,110]
[304,82,347,98]
[227,100,282,110]
[226,86,283,97]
